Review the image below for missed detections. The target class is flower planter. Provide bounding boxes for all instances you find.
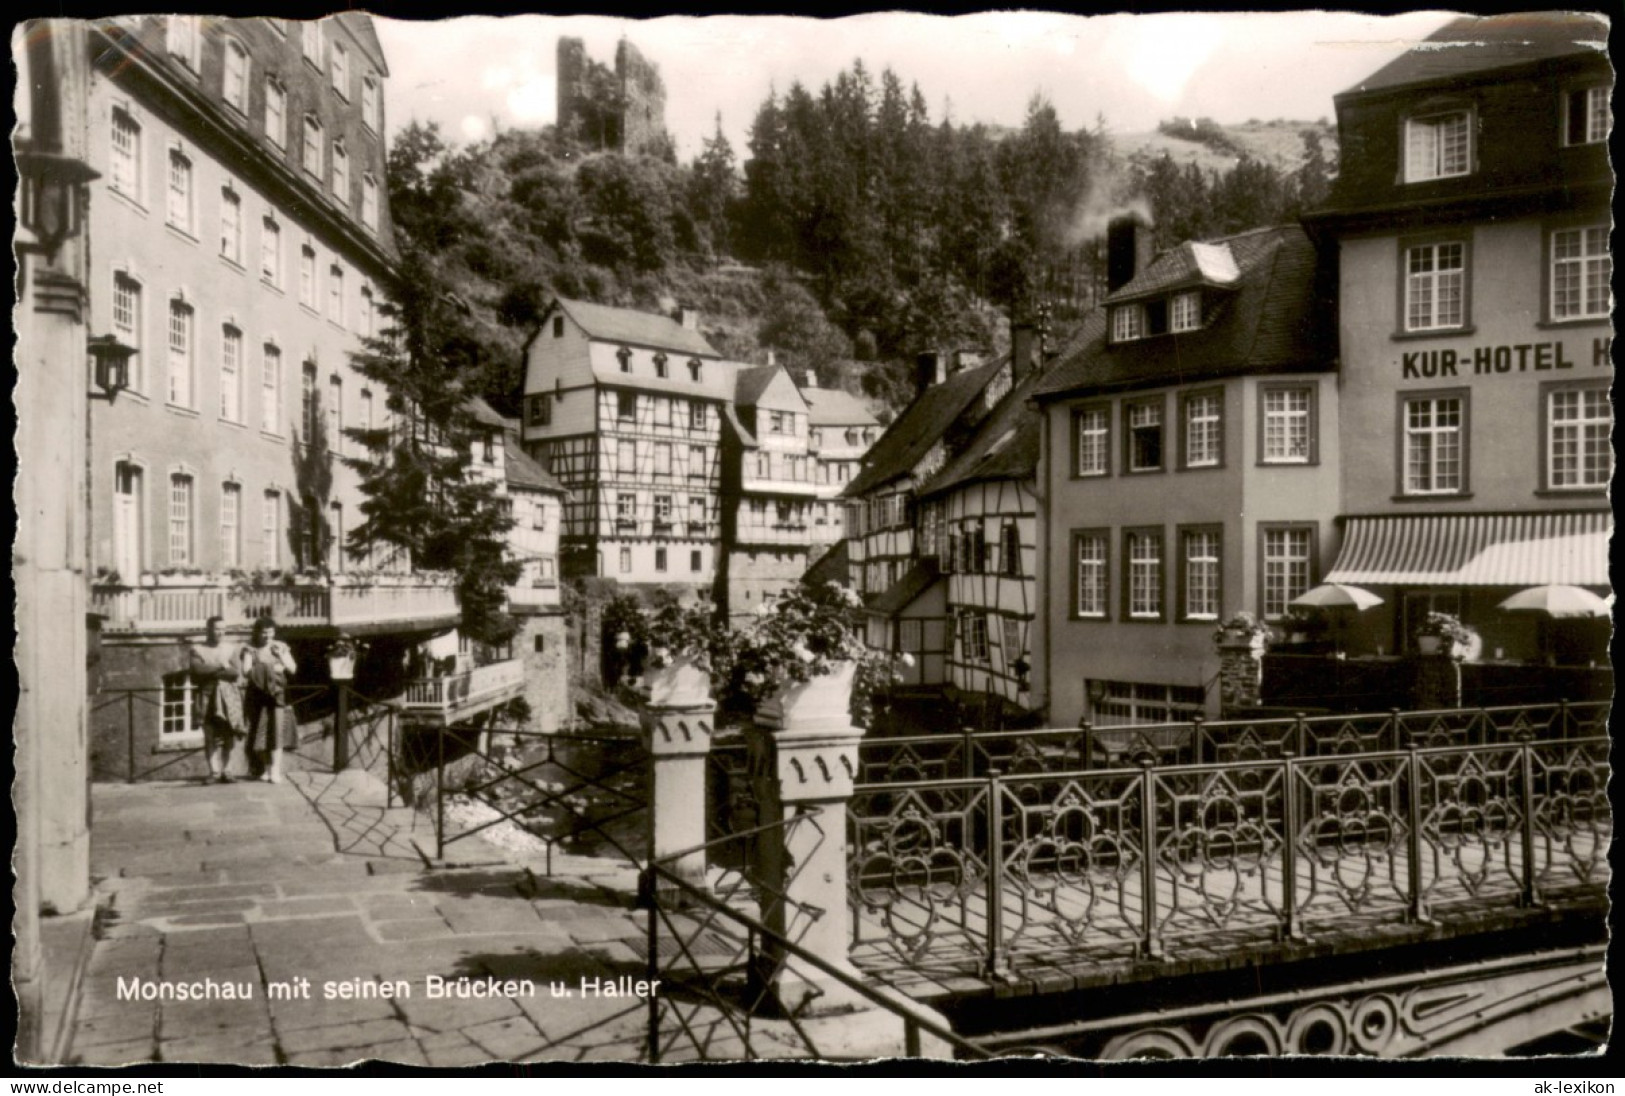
[757,661,856,733]
[645,653,713,708]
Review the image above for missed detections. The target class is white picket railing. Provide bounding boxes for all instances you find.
[91,579,460,633]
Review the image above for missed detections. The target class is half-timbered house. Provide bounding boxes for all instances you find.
[842,352,1012,690]
[520,298,740,588]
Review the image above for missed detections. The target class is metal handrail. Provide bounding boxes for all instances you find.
[644,808,994,1062]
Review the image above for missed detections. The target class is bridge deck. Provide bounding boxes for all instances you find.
[848,846,1610,1001]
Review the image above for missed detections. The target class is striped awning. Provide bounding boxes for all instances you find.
[1325,511,1612,587]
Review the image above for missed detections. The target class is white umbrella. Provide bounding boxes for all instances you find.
[1291,583,1385,612]
[1496,584,1610,619]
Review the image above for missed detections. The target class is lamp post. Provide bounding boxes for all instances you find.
[328,637,357,770]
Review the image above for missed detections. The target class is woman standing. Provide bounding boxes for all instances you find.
[188,615,247,783]
[243,616,299,783]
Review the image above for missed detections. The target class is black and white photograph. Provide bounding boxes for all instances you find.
[12,6,1613,1072]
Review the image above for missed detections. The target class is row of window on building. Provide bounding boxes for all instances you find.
[112,105,378,251]
[108,269,381,452]
[109,459,389,577]
[1070,525,1311,623]
[1403,225,1608,331]
[600,438,713,480]
[161,16,384,222]
[610,545,705,575]
[610,492,711,536]
[1403,88,1607,186]
[1073,385,1315,476]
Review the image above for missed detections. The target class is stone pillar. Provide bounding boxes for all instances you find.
[640,659,715,888]
[1412,654,1462,711]
[748,663,867,1014]
[1216,633,1265,715]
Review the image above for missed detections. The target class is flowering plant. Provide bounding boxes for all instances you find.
[604,590,731,688]
[725,582,900,727]
[1416,611,1475,646]
[1213,610,1271,645]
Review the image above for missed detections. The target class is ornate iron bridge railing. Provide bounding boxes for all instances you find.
[856,700,1610,784]
[848,715,1609,984]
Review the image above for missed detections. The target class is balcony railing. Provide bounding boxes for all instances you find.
[400,659,525,722]
[91,577,460,634]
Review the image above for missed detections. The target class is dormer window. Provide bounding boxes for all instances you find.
[688,359,702,381]
[617,347,632,373]
[1112,304,1144,343]
[1404,109,1471,182]
[1170,292,1201,332]
[1563,84,1611,147]
[653,352,668,379]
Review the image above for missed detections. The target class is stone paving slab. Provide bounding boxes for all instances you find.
[71,769,670,1067]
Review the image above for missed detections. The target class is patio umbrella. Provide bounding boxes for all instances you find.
[1291,583,1385,611]
[1496,584,1610,619]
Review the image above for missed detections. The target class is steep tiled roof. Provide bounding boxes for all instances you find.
[463,395,508,429]
[844,356,1006,497]
[1109,229,1273,302]
[555,298,719,358]
[920,316,1104,498]
[503,429,566,494]
[802,386,879,427]
[1034,225,1332,402]
[866,562,942,617]
[1344,13,1606,96]
[734,365,781,407]
[800,540,850,590]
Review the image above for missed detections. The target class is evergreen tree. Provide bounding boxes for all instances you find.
[344,246,521,645]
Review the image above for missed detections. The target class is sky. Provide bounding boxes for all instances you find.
[374,10,1465,160]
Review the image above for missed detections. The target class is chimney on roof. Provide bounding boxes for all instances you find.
[676,305,700,331]
[1011,324,1036,381]
[803,370,817,389]
[915,351,947,397]
[765,349,776,367]
[1107,213,1153,293]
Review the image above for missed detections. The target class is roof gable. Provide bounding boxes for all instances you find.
[803,386,879,427]
[1343,12,1607,97]
[550,297,719,359]
[844,356,1007,497]
[1035,225,1332,401]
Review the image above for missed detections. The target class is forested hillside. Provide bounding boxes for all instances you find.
[385,60,1337,420]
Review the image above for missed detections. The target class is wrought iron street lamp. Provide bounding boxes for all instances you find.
[15,148,97,261]
[86,334,136,402]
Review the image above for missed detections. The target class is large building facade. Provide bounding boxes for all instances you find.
[1308,13,1612,666]
[1033,222,1341,726]
[521,298,739,588]
[79,16,466,777]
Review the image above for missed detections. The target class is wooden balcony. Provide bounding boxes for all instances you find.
[90,577,461,637]
[399,659,526,725]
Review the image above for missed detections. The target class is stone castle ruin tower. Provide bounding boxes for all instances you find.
[556,36,670,157]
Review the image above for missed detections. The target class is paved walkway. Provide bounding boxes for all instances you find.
[72,770,654,1066]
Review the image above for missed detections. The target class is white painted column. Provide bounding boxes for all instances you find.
[640,659,715,888]
[749,662,867,1013]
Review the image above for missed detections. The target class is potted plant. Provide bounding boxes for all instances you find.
[727,582,900,730]
[637,593,731,707]
[1280,607,1326,645]
[1214,610,1271,649]
[1415,611,1475,658]
[327,635,358,682]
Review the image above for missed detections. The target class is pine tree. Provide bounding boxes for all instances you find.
[343,246,521,645]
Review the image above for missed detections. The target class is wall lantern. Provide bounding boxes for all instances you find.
[1086,679,1106,708]
[16,148,98,260]
[87,335,136,402]
[327,636,357,682]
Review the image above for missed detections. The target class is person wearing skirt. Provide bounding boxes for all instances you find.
[188,615,248,783]
[243,617,299,783]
